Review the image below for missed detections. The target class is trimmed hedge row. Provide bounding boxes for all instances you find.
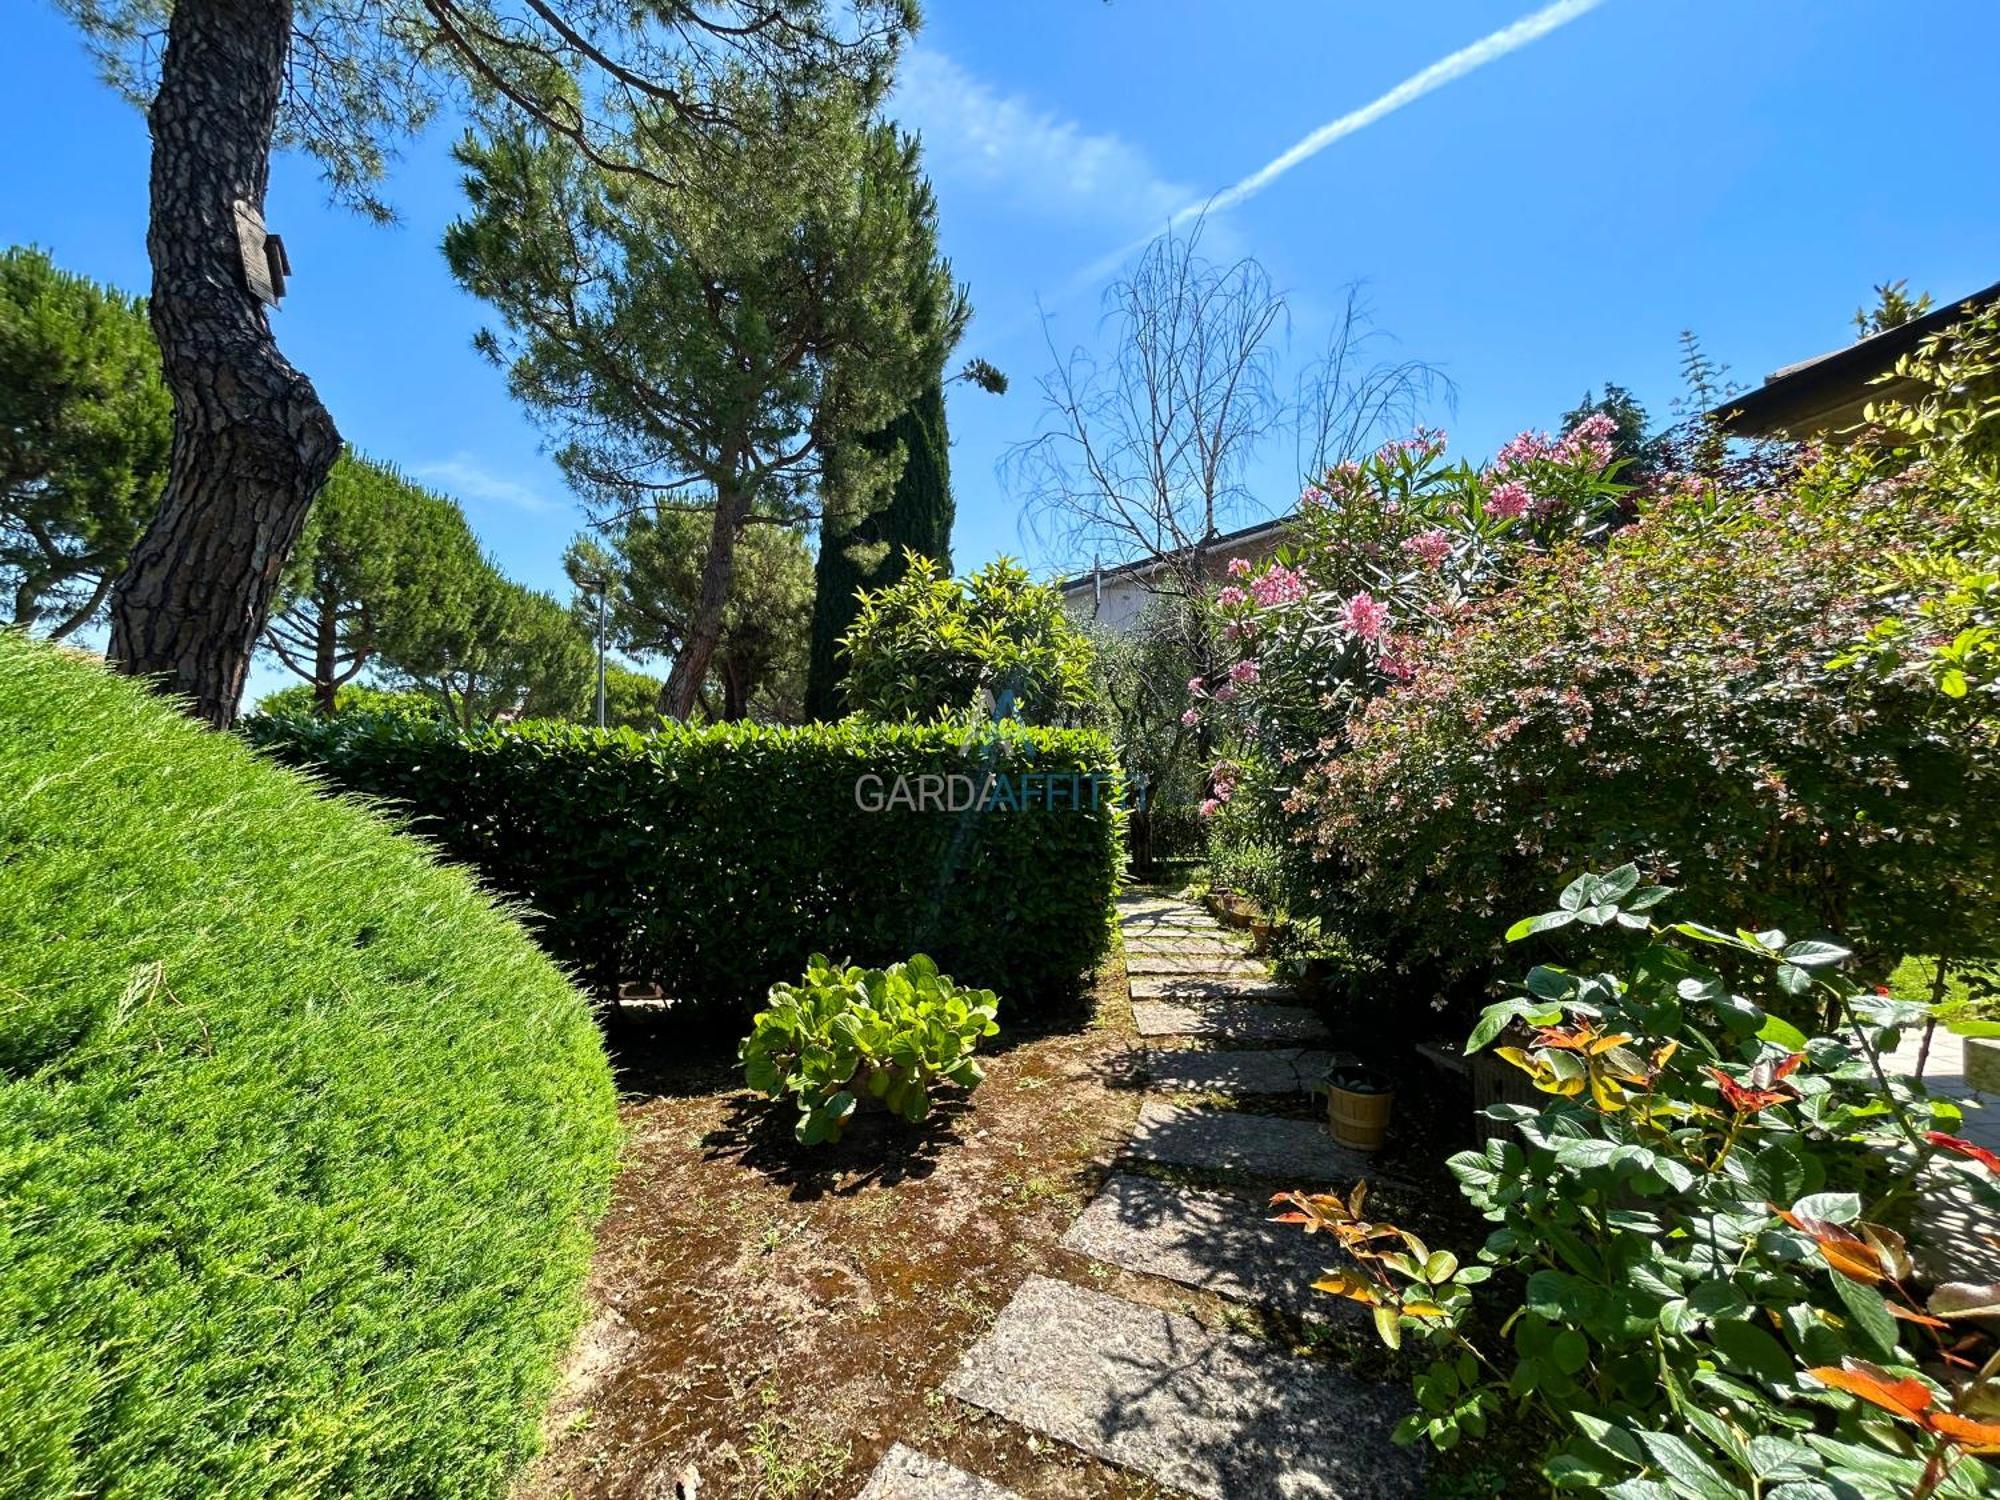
[248,712,1124,1013]
[0,635,619,1498]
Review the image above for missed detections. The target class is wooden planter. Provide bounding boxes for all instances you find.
[1468,1047,1544,1145]
[1328,1084,1395,1152]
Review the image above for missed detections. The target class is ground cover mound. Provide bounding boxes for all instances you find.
[0,636,619,1499]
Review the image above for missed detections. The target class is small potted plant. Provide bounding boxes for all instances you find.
[1325,1062,1394,1152]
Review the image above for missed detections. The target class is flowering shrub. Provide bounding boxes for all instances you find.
[1183,423,1629,772]
[1287,453,2000,993]
[740,953,999,1145]
[1280,871,2000,1497]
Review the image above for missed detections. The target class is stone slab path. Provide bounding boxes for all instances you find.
[1062,1173,1356,1322]
[1131,975,1298,1001]
[1125,952,1270,978]
[1131,998,1330,1043]
[1128,1099,1371,1184]
[854,1444,1019,1500]
[1145,1046,1332,1097]
[1882,1026,2000,1284]
[944,1277,1420,1500]
[865,890,1412,1499]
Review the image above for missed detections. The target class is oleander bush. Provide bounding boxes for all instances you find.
[740,953,1000,1144]
[0,634,619,1499]
[247,710,1122,1012]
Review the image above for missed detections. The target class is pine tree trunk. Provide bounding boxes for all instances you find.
[312,595,338,715]
[659,488,748,720]
[106,0,341,728]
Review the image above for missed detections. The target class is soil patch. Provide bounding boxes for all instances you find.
[516,966,1146,1500]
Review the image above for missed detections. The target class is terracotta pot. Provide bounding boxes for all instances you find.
[1327,1082,1395,1151]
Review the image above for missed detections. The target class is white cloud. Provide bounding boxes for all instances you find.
[411,455,558,514]
[891,47,1188,234]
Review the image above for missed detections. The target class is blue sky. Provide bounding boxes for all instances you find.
[4,0,1996,698]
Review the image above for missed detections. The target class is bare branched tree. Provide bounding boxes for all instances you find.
[1294,283,1453,482]
[1008,220,1449,623]
[1007,222,1285,611]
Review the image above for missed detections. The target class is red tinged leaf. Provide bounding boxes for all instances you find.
[1808,1361,1934,1422]
[1930,1412,2000,1452]
[1720,1072,1800,1120]
[1929,1133,2000,1176]
[1773,1205,1885,1284]
[1888,1304,1952,1330]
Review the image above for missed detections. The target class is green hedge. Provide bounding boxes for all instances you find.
[247,712,1124,1012]
[0,636,619,1499]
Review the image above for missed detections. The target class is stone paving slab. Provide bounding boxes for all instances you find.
[1131,975,1295,1001]
[944,1276,1421,1500]
[1121,934,1249,955]
[1131,998,1329,1043]
[1112,912,1216,936]
[1125,953,1269,978]
[1145,1047,1332,1096]
[1063,1173,1356,1323]
[854,1444,1018,1500]
[1127,1101,1369,1185]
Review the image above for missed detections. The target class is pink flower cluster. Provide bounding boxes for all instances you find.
[1402,528,1452,568]
[1496,429,1553,468]
[1181,707,1201,727]
[1226,556,1252,578]
[1228,657,1260,686]
[1216,585,1249,609]
[1556,411,1617,469]
[1250,564,1306,608]
[1488,481,1532,521]
[1339,590,1389,641]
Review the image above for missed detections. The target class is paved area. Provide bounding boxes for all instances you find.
[1131,997,1331,1042]
[1062,1173,1357,1322]
[1144,1046,1333,1097]
[864,890,1414,1499]
[944,1277,1420,1500]
[854,1444,1019,1499]
[1883,1024,2000,1283]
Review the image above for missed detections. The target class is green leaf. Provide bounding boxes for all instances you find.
[1829,1270,1900,1360]
[1757,1013,1810,1050]
[1372,1303,1402,1350]
[1780,940,1852,969]
[1710,1319,1794,1385]
[1507,909,1576,942]
[1634,1430,1737,1500]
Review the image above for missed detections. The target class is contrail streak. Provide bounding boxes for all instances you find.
[1073,0,1609,287]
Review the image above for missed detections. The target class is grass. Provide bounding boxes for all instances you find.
[0,637,620,1499]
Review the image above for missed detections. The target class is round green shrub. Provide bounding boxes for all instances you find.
[0,635,619,1498]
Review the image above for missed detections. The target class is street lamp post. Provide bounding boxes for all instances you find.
[579,574,609,729]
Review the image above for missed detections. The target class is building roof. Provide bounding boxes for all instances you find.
[1713,279,2000,440]
[1055,514,1291,597]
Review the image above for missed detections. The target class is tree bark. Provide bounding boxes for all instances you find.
[312,595,338,714]
[107,0,341,728]
[659,487,749,720]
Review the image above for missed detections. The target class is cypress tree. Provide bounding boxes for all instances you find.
[805,377,953,719]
